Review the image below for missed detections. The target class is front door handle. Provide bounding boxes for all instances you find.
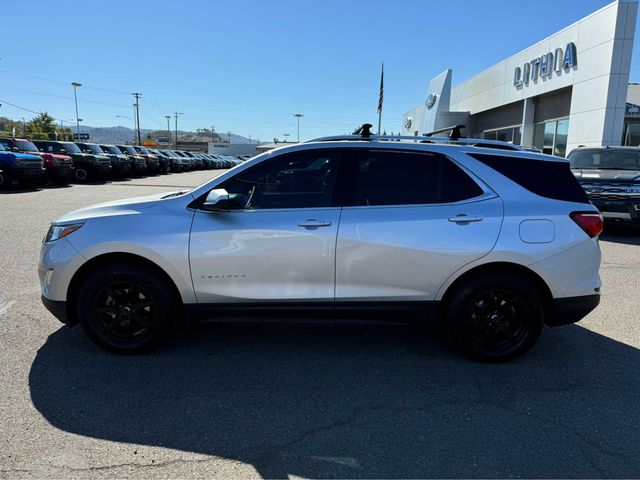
[448,214,483,224]
[298,218,332,228]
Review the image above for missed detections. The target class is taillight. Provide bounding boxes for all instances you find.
[570,211,604,238]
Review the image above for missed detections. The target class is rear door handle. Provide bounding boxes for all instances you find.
[297,218,332,228]
[448,214,483,224]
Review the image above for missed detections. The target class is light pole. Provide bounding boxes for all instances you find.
[293,113,303,142]
[283,133,290,143]
[165,116,171,145]
[211,125,215,142]
[174,112,183,149]
[71,82,82,138]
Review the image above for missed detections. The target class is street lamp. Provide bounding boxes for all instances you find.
[71,82,82,138]
[165,116,171,144]
[293,113,303,142]
[283,133,290,143]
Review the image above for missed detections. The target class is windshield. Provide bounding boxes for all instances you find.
[60,143,81,153]
[0,143,6,151]
[118,145,137,154]
[101,145,122,154]
[15,140,39,152]
[78,143,104,154]
[570,150,640,171]
[135,146,150,154]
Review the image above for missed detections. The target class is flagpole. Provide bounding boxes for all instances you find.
[377,62,384,134]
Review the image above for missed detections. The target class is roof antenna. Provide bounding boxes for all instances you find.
[353,123,374,138]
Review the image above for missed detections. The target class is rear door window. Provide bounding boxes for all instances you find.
[347,150,484,206]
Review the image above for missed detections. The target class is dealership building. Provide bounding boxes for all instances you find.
[402,0,638,156]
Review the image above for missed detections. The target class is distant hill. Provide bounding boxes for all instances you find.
[74,125,253,145]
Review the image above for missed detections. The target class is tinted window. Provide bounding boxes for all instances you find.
[470,153,588,204]
[219,150,338,209]
[350,150,483,206]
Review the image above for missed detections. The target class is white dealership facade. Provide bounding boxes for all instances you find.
[402,0,638,156]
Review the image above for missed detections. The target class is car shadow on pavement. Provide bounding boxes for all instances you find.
[29,322,640,478]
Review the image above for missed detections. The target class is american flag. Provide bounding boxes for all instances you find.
[377,63,384,114]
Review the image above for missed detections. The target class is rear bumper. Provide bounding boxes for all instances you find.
[546,294,600,326]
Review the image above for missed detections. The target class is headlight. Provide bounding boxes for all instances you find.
[44,223,84,243]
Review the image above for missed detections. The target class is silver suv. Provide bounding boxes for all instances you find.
[39,130,603,361]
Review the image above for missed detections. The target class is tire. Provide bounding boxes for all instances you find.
[446,273,544,362]
[74,167,89,183]
[76,264,177,353]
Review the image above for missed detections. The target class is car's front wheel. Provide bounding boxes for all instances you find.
[446,273,544,362]
[76,263,177,353]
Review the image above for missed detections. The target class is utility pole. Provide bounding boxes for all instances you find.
[132,92,142,145]
[21,117,26,136]
[294,113,303,142]
[174,112,183,149]
[211,125,216,142]
[227,131,231,143]
[165,116,171,145]
[71,82,81,138]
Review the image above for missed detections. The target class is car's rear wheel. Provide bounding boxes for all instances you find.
[77,264,177,353]
[446,273,544,362]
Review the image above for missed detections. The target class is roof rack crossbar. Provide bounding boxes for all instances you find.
[304,134,524,150]
[423,124,466,140]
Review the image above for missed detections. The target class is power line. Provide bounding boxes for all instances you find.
[0,98,74,126]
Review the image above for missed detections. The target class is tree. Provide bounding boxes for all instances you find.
[28,112,57,135]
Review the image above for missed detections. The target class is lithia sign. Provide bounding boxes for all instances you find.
[514,42,577,87]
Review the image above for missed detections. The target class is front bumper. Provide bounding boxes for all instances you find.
[41,296,71,324]
[590,197,640,223]
[546,294,600,326]
[13,167,46,179]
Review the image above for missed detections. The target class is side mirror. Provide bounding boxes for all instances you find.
[202,188,231,211]
[11,146,19,152]
[59,148,66,153]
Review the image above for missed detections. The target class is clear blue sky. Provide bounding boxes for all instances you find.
[0,0,637,141]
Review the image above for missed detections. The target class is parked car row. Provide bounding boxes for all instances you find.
[0,138,248,188]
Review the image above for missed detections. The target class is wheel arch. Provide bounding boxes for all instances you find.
[439,262,554,319]
[65,252,184,325]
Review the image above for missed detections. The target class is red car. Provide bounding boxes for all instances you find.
[0,137,74,184]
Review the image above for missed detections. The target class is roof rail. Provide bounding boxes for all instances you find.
[304,123,524,151]
[306,134,524,151]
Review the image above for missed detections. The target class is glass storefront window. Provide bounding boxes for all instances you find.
[533,118,570,157]
[623,123,640,146]
[554,119,569,157]
[483,126,519,145]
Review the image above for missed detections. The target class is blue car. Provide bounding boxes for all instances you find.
[0,142,45,187]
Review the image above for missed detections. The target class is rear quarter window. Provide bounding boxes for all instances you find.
[469,153,589,203]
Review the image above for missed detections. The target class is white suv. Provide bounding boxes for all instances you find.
[39,131,603,361]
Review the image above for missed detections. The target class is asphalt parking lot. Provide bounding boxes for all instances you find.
[1,171,639,479]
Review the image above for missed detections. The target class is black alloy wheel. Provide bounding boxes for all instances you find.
[447,273,543,362]
[77,264,176,352]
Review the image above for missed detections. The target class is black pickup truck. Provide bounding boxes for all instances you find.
[568,146,640,224]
